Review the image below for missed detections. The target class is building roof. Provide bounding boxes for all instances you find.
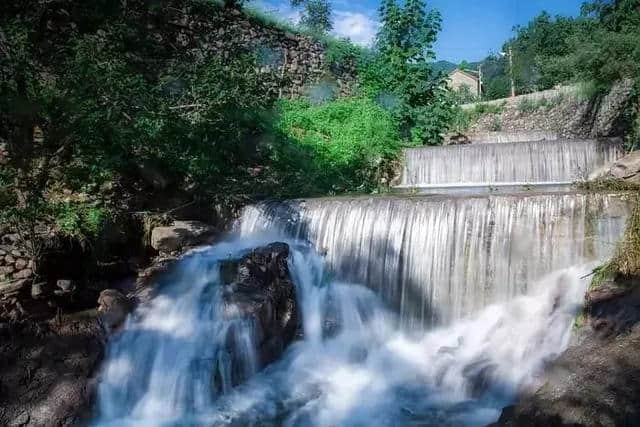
[448,68,479,82]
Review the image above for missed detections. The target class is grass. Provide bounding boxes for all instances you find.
[575,194,640,329]
[473,102,505,115]
[611,199,640,277]
[449,100,508,133]
[576,80,606,101]
[517,97,537,113]
[243,5,300,34]
[575,177,640,192]
[573,309,588,329]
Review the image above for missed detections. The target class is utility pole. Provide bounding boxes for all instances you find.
[477,65,483,99]
[508,45,515,97]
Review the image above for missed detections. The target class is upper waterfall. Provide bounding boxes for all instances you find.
[399,138,623,187]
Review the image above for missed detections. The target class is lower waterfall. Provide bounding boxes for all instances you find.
[238,193,631,326]
[91,235,593,427]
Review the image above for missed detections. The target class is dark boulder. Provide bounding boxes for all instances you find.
[217,242,298,388]
[97,289,132,331]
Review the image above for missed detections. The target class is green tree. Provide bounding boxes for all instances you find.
[291,0,333,33]
[363,0,453,145]
[508,11,594,92]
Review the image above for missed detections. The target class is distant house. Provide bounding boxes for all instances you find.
[448,69,482,98]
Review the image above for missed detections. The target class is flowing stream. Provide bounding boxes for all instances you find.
[92,236,592,427]
[91,136,632,426]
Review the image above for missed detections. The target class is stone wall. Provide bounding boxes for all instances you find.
[464,81,635,139]
[159,5,357,98]
[0,232,34,293]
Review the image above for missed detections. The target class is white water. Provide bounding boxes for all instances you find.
[401,139,623,186]
[238,193,631,327]
[91,132,630,425]
[91,235,592,426]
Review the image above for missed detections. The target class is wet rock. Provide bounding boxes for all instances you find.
[609,150,640,181]
[31,282,46,299]
[493,279,640,427]
[98,289,132,330]
[589,149,640,183]
[56,279,75,292]
[0,316,105,427]
[217,242,298,388]
[150,220,215,253]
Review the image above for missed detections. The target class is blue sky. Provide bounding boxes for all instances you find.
[254,0,585,63]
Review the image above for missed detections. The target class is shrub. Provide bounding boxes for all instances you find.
[273,97,402,195]
[517,97,537,113]
[53,201,108,242]
[611,199,640,277]
[474,103,504,115]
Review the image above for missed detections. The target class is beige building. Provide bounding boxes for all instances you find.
[448,69,481,98]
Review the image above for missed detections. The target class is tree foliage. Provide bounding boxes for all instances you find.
[360,0,455,145]
[471,0,639,102]
[290,0,333,34]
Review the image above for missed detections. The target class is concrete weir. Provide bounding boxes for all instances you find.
[238,192,633,327]
[238,134,633,327]
[398,138,623,189]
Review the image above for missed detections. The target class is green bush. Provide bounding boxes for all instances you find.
[611,199,640,277]
[517,98,537,113]
[54,201,108,242]
[273,97,402,195]
[473,103,504,115]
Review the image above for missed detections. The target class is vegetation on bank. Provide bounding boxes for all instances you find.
[0,0,453,260]
[275,98,400,195]
[586,195,640,296]
[611,199,640,279]
[1,0,639,269]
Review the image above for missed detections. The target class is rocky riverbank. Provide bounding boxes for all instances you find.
[492,275,640,427]
[492,192,640,427]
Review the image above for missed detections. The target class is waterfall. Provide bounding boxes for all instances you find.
[92,128,633,425]
[400,139,623,186]
[238,193,632,326]
[91,236,593,427]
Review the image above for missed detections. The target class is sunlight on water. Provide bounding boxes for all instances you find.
[91,235,593,427]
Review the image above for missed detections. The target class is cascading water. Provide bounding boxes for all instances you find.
[92,130,632,426]
[91,235,594,426]
[399,139,622,186]
[238,193,632,326]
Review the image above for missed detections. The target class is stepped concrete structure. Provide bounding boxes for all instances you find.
[239,131,635,327]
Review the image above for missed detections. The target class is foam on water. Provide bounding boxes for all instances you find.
[91,236,592,426]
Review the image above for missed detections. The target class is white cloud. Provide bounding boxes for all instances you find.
[284,9,302,25]
[332,11,379,46]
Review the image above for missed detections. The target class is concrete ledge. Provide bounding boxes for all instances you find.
[465,130,559,144]
[392,181,576,195]
[461,85,579,110]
